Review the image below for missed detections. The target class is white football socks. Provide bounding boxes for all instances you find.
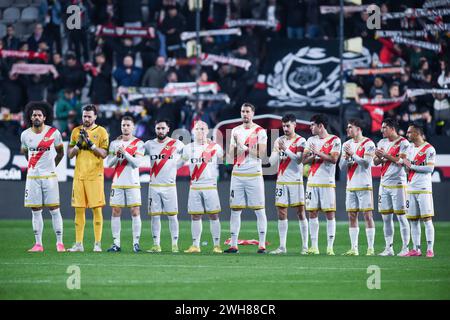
[309,217,319,249]
[230,210,242,247]
[132,215,141,245]
[191,219,202,247]
[382,214,394,249]
[366,228,375,250]
[151,215,161,246]
[278,219,288,249]
[111,216,121,247]
[349,227,359,250]
[209,219,221,246]
[299,219,309,250]
[410,219,421,251]
[424,219,434,251]
[327,219,336,249]
[31,210,43,245]
[167,215,179,246]
[397,214,410,250]
[255,209,267,248]
[49,208,63,244]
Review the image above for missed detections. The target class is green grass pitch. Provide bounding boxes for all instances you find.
[0,219,449,300]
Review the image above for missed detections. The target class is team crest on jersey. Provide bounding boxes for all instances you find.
[324,143,330,148]
[418,152,424,156]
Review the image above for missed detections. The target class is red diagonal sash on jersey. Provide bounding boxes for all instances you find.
[347,138,371,181]
[380,138,404,177]
[114,138,141,178]
[235,127,263,166]
[309,136,338,177]
[150,139,177,177]
[28,127,57,169]
[407,143,432,182]
[191,142,217,181]
[278,137,301,176]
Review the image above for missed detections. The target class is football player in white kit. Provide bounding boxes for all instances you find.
[20,102,65,252]
[268,114,309,254]
[374,118,411,256]
[180,121,223,254]
[339,119,376,256]
[403,124,436,258]
[302,114,341,255]
[106,116,144,253]
[224,102,268,254]
[144,119,184,253]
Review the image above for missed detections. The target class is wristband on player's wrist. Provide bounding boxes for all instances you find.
[89,143,96,150]
[75,141,82,148]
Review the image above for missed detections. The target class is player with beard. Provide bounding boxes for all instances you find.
[106,116,145,253]
[224,103,268,254]
[20,101,65,252]
[144,119,184,253]
[269,114,309,254]
[67,104,109,252]
[403,124,436,258]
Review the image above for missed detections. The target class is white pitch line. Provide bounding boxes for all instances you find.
[0,279,449,285]
[1,261,448,272]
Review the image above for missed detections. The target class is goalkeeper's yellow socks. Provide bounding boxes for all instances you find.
[93,207,103,243]
[75,208,85,243]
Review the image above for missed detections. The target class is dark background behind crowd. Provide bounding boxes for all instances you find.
[0,0,449,143]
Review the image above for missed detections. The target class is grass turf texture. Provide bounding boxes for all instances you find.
[0,219,449,300]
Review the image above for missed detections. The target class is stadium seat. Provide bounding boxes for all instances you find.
[0,23,6,38]
[20,6,39,23]
[15,0,31,8]
[0,0,13,9]
[1,7,20,24]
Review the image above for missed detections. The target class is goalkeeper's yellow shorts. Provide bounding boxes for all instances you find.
[71,178,105,208]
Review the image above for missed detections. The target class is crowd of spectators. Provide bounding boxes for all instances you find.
[0,0,449,142]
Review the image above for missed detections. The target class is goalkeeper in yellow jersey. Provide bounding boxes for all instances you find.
[67,104,109,252]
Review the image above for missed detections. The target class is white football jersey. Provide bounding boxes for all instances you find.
[407,142,435,191]
[305,134,341,186]
[144,137,184,185]
[342,137,375,190]
[181,141,223,186]
[273,134,306,183]
[20,125,63,177]
[108,137,145,188]
[377,137,410,186]
[230,123,267,174]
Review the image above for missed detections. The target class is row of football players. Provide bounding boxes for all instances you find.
[21,102,435,257]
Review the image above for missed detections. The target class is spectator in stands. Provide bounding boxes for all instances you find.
[160,5,186,56]
[41,0,63,54]
[47,52,64,105]
[55,88,82,137]
[88,52,113,104]
[370,76,389,98]
[27,24,49,52]
[141,56,167,88]
[2,25,20,51]
[113,55,142,87]
[1,71,27,114]
[110,37,137,68]
[433,92,450,136]
[283,0,306,40]
[139,36,161,72]
[60,52,87,97]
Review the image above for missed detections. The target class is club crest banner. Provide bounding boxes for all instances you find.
[250,39,377,110]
